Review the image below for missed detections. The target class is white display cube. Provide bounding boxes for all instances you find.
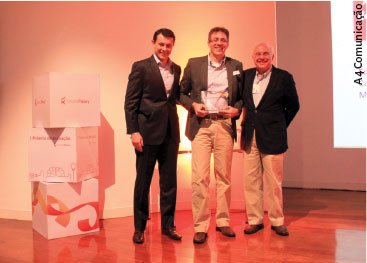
[32,178,99,239]
[29,127,98,183]
[32,72,100,128]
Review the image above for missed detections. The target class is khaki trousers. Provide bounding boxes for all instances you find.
[243,132,285,226]
[191,119,233,233]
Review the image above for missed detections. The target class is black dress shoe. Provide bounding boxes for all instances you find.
[271,225,289,236]
[244,223,264,234]
[132,231,144,244]
[193,232,207,244]
[162,227,182,240]
[216,226,236,237]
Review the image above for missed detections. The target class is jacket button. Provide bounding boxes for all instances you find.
[255,110,258,113]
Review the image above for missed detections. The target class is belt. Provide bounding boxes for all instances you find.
[203,114,228,121]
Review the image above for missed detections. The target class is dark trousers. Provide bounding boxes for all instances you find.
[133,131,179,232]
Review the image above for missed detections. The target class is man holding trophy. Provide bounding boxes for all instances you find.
[180,27,243,244]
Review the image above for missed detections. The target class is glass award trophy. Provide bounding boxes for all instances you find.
[201,88,229,113]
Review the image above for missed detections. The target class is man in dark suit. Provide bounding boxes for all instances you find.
[241,43,299,236]
[124,28,182,244]
[180,27,243,244]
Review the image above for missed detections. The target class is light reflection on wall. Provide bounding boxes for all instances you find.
[177,105,191,152]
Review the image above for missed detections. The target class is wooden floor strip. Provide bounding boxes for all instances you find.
[0,188,365,263]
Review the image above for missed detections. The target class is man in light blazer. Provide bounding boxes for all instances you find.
[124,28,182,244]
[241,43,300,236]
[180,27,243,244]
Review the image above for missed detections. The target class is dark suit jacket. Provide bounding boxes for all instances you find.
[124,55,181,145]
[180,56,243,141]
[241,66,300,154]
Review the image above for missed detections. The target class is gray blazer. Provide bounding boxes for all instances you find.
[180,55,243,141]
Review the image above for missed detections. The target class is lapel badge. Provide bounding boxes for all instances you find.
[233,70,240,76]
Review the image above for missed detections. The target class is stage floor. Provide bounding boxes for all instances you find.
[0,188,365,263]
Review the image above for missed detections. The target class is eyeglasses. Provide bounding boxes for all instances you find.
[254,52,272,57]
[209,38,228,44]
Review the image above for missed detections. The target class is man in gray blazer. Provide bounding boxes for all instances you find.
[180,27,243,244]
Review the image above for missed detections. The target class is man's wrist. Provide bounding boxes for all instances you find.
[130,132,140,137]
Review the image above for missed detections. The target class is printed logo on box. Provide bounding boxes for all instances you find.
[30,170,45,179]
[61,97,90,105]
[30,162,80,181]
[47,167,66,178]
[30,135,71,141]
[34,99,46,106]
[30,135,72,147]
[79,164,97,176]
[32,186,99,232]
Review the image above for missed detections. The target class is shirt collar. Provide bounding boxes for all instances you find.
[153,54,172,68]
[208,54,226,68]
[256,66,272,79]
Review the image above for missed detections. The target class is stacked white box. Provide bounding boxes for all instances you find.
[32,72,100,128]
[30,72,100,239]
[32,178,99,239]
[29,127,98,183]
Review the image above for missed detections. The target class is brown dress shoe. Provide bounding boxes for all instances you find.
[132,231,144,244]
[271,225,289,236]
[193,232,207,244]
[244,223,264,234]
[162,227,182,240]
[216,226,236,237]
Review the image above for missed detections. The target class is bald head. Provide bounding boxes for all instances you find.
[252,43,274,74]
[253,43,274,56]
